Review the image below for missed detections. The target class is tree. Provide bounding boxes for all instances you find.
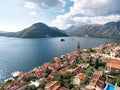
[70,63,77,69]
[87,48,94,53]
[25,85,37,90]
[80,77,89,86]
[79,55,83,60]
[50,60,55,63]
[46,68,52,74]
[76,55,84,64]
[67,83,74,89]
[94,59,99,69]
[116,77,120,87]
[89,57,93,66]
[54,72,75,89]
[107,78,116,85]
[23,76,38,83]
[45,68,52,78]
[72,84,80,90]
[39,83,45,89]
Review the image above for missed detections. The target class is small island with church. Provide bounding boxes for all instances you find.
[1,41,120,90]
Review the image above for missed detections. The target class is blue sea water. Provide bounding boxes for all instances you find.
[0,36,118,83]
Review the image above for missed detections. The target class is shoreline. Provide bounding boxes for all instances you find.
[0,40,120,90]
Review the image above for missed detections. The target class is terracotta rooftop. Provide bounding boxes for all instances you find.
[59,66,72,74]
[93,71,102,77]
[50,63,60,70]
[68,51,81,58]
[81,53,90,60]
[18,72,25,77]
[45,81,60,90]
[42,62,50,68]
[86,88,96,90]
[90,71,102,86]
[58,87,69,90]
[93,47,100,50]
[106,58,120,69]
[73,50,80,53]
[96,76,106,89]
[90,79,98,86]
[74,66,82,74]
[76,73,86,80]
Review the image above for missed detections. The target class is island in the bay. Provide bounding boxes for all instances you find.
[0,41,120,90]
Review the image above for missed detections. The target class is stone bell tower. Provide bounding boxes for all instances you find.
[77,41,80,51]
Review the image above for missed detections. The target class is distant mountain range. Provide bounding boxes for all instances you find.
[0,21,120,38]
[65,21,120,38]
[0,31,15,37]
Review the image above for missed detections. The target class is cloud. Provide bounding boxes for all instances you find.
[52,0,120,29]
[24,1,38,9]
[28,11,37,16]
[72,15,120,25]
[70,0,120,16]
[24,0,65,9]
[52,13,75,29]
[52,15,120,29]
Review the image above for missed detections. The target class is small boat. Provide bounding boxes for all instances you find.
[60,39,65,41]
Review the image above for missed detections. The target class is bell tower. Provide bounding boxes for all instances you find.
[77,41,80,51]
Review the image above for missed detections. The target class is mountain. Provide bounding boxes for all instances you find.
[14,22,67,38]
[1,21,120,38]
[66,21,120,38]
[0,31,15,37]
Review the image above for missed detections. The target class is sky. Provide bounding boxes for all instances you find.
[0,0,120,32]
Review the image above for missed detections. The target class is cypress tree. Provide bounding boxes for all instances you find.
[94,59,99,69]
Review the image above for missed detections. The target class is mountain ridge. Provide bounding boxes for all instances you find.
[0,21,120,38]
[65,21,120,38]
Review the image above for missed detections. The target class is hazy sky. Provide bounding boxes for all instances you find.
[0,0,120,32]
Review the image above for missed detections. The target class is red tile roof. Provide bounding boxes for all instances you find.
[106,58,120,69]
[42,62,50,69]
[45,81,61,90]
[58,87,69,90]
[74,66,82,74]
[93,71,102,77]
[76,73,86,80]
[59,66,72,74]
[86,88,96,90]
[18,72,25,77]
[90,71,102,86]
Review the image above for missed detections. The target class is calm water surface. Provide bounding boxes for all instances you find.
[0,37,118,83]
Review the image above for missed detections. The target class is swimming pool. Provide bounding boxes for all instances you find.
[105,84,115,90]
